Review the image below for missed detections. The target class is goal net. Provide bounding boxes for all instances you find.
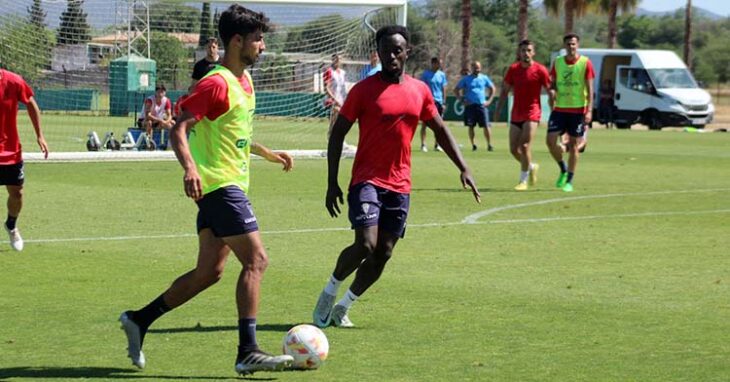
[0,0,406,161]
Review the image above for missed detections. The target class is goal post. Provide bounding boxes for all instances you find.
[0,0,407,161]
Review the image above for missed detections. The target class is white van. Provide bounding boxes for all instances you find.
[552,49,714,129]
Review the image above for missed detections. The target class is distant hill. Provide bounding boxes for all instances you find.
[635,7,725,21]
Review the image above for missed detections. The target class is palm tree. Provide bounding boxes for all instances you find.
[461,0,472,74]
[684,0,692,69]
[517,0,529,41]
[600,0,638,48]
[544,0,596,34]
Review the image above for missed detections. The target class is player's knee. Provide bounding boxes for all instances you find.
[196,266,225,287]
[8,187,23,200]
[353,239,376,258]
[245,249,269,274]
[373,247,393,266]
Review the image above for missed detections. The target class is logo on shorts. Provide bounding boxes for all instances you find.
[576,123,584,134]
[244,204,257,224]
[355,203,377,221]
[18,168,24,180]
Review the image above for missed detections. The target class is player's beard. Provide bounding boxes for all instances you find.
[241,50,257,67]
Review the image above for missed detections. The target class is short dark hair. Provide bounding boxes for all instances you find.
[518,39,533,48]
[563,33,580,43]
[207,37,218,45]
[430,57,440,63]
[375,25,409,48]
[218,4,270,49]
[155,83,166,91]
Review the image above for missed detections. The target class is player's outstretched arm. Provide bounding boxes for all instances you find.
[251,142,293,172]
[170,110,203,201]
[425,116,481,204]
[325,114,354,218]
[26,97,48,159]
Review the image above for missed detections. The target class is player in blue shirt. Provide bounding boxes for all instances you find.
[419,57,448,152]
[455,61,496,151]
[359,51,382,80]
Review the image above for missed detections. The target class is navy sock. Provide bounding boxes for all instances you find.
[133,294,171,331]
[237,318,258,360]
[558,161,567,173]
[567,172,574,183]
[5,215,17,230]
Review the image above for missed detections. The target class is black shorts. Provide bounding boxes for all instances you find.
[137,119,163,129]
[548,111,587,137]
[464,104,490,128]
[511,120,538,128]
[435,101,444,117]
[196,186,258,237]
[348,182,410,238]
[0,161,25,186]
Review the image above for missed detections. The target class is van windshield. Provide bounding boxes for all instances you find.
[648,68,697,89]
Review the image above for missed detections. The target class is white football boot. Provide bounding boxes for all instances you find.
[313,291,336,328]
[119,311,146,369]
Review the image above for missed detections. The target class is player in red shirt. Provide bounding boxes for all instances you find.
[0,69,49,251]
[312,25,481,329]
[496,40,551,191]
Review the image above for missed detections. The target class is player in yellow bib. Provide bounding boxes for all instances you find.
[119,5,294,376]
[547,33,595,192]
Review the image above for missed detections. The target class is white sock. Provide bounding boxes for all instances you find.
[323,275,342,296]
[529,163,536,170]
[336,289,359,309]
[520,171,529,183]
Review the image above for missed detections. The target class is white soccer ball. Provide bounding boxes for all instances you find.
[282,324,329,369]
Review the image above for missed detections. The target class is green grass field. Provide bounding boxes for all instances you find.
[1,123,730,381]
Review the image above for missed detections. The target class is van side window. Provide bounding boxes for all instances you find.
[620,68,654,94]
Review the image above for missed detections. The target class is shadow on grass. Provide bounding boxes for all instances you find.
[0,366,318,380]
[0,366,258,380]
[148,323,297,335]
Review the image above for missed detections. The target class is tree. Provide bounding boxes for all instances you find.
[213,9,221,41]
[544,0,597,34]
[135,31,189,89]
[25,0,53,74]
[0,20,53,82]
[684,0,692,69]
[199,2,213,47]
[518,0,529,41]
[284,14,348,54]
[57,0,91,45]
[461,0,472,74]
[600,0,638,48]
[28,0,46,29]
[133,3,200,33]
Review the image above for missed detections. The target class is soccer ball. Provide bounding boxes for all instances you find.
[282,324,329,369]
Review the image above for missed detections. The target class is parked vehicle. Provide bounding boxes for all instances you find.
[552,49,714,129]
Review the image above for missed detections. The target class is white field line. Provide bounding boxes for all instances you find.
[12,188,730,245]
[461,188,730,224]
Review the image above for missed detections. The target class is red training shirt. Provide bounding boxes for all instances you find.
[504,61,551,122]
[179,71,253,122]
[339,73,438,194]
[0,69,34,165]
[550,55,595,114]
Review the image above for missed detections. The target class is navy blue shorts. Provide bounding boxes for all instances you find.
[348,182,410,238]
[464,104,490,128]
[196,186,258,237]
[548,111,587,137]
[0,161,25,186]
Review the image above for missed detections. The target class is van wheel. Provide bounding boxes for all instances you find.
[645,111,663,130]
[615,123,631,129]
